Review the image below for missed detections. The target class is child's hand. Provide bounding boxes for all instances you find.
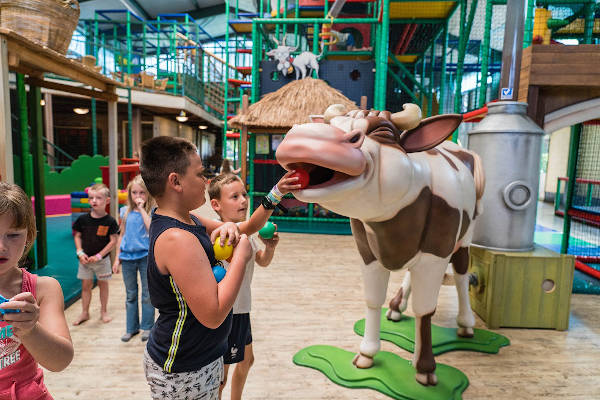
[135,198,145,210]
[259,231,279,248]
[78,253,89,264]
[0,292,39,338]
[112,261,121,274]
[276,170,302,194]
[211,222,240,247]
[232,234,252,264]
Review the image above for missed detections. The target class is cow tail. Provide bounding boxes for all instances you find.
[472,151,485,216]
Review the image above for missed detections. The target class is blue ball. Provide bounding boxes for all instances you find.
[212,265,227,283]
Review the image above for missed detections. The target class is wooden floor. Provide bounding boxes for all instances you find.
[44,232,600,399]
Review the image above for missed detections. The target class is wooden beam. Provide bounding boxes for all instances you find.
[0,37,14,183]
[26,78,118,102]
[108,100,119,218]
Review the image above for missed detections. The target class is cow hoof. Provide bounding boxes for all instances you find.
[416,372,438,386]
[352,353,374,369]
[457,326,474,338]
[386,308,402,322]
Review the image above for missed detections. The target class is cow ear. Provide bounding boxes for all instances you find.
[309,114,325,123]
[398,114,462,153]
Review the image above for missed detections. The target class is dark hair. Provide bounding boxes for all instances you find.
[140,136,197,198]
[208,173,243,200]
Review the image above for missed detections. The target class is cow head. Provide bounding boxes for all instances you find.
[275,104,462,220]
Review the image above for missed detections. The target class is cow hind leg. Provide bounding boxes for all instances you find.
[410,257,447,386]
[353,260,390,369]
[386,271,411,321]
[451,247,475,337]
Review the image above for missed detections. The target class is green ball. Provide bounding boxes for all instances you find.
[259,221,276,239]
[94,177,103,184]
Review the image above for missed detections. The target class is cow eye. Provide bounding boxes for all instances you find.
[349,133,361,143]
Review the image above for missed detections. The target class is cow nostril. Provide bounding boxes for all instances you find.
[349,133,361,144]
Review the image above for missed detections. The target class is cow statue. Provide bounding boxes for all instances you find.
[275,104,485,385]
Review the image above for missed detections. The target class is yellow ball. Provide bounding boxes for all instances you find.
[213,237,233,261]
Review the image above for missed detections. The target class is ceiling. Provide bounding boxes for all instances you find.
[78,0,258,38]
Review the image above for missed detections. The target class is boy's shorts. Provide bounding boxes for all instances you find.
[224,313,252,364]
[144,348,223,400]
[77,256,112,280]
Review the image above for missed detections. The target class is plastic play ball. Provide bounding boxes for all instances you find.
[212,265,227,283]
[213,237,233,261]
[259,221,276,239]
[118,191,128,203]
[94,177,103,184]
[291,169,309,189]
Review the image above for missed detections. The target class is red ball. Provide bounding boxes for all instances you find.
[291,169,310,189]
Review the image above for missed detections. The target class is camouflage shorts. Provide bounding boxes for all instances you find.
[143,348,223,400]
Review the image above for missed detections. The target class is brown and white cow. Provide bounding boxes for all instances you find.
[275,104,485,386]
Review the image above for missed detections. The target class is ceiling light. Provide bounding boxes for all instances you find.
[198,125,208,130]
[73,107,89,115]
[176,110,188,122]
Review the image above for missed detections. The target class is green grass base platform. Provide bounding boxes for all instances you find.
[354,308,510,355]
[293,345,469,400]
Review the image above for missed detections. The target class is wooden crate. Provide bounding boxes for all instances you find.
[469,245,574,330]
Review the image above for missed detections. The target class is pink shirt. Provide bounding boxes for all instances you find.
[0,269,52,400]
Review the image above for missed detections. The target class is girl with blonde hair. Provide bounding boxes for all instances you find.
[112,175,156,342]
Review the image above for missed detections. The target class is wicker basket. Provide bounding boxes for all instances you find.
[0,0,80,55]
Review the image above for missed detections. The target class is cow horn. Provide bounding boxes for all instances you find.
[391,103,422,130]
[323,104,347,123]
[272,36,279,46]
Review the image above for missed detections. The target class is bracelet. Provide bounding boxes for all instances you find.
[271,184,284,200]
[95,253,102,260]
[76,250,85,257]
[266,188,282,206]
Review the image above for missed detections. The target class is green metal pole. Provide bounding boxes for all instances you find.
[113,25,118,73]
[440,21,448,113]
[93,19,99,58]
[127,89,132,157]
[374,0,391,110]
[583,2,595,44]
[91,98,97,155]
[428,43,435,117]
[143,22,147,70]
[454,0,467,114]
[523,0,535,47]
[478,0,493,108]
[28,85,47,268]
[561,123,581,254]
[16,74,33,196]
[251,21,260,103]
[224,0,230,160]
[102,34,107,75]
[123,11,132,77]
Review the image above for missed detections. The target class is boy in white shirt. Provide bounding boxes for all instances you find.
[200,172,299,400]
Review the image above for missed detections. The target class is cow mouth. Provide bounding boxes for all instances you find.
[288,162,351,189]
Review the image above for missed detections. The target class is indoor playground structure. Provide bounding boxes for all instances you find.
[0,0,600,398]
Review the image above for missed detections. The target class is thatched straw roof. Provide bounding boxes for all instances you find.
[229,78,357,131]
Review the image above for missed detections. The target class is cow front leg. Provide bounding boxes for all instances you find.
[410,258,446,386]
[451,247,475,337]
[353,260,390,369]
[386,271,411,321]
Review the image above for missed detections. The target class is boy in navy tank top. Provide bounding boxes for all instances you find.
[139,136,252,400]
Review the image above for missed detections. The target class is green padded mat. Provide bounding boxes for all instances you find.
[293,345,469,400]
[36,215,82,307]
[354,309,510,355]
